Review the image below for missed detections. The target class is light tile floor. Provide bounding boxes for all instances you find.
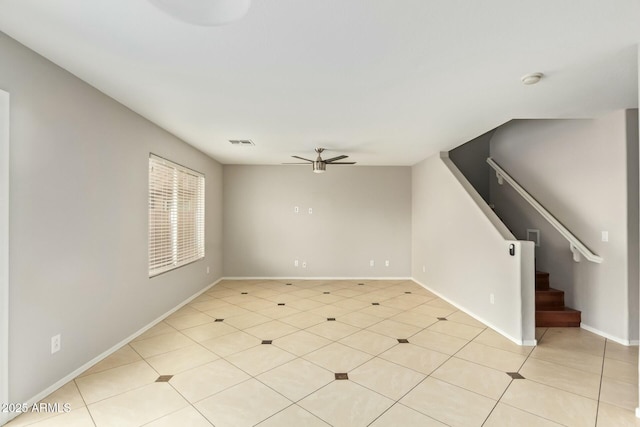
[6,279,640,426]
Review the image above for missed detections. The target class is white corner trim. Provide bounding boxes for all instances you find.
[0,90,9,427]
[4,278,223,424]
[636,407,640,418]
[580,323,637,346]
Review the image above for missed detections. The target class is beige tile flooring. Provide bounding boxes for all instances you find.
[6,279,640,427]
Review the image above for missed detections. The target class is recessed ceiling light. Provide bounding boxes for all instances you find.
[521,72,543,85]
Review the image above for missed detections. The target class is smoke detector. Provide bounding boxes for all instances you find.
[521,72,543,85]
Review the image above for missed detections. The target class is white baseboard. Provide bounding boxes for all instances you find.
[4,278,223,425]
[580,323,639,346]
[411,278,536,347]
[221,276,413,281]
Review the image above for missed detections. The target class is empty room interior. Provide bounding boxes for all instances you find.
[2,1,640,426]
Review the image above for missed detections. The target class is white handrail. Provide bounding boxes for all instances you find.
[487,157,603,264]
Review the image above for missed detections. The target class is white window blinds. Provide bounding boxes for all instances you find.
[148,154,205,277]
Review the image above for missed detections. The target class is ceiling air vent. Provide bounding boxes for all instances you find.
[229,139,254,146]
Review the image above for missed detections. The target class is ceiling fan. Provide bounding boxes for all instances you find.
[285,148,356,174]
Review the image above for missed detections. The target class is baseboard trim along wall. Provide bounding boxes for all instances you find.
[580,323,639,346]
[222,276,413,281]
[6,278,224,425]
[412,278,537,347]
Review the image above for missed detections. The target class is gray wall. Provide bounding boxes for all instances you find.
[1,33,224,403]
[489,111,639,342]
[223,165,411,278]
[449,130,494,203]
[411,154,535,344]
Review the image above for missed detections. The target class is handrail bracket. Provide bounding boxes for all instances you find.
[570,244,581,262]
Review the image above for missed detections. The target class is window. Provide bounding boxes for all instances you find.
[148,154,205,277]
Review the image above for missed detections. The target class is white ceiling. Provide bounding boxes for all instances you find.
[0,0,639,165]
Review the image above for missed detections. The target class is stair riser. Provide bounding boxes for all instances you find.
[536,292,564,308]
[535,312,581,328]
[536,273,550,291]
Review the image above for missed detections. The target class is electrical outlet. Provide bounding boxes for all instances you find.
[422,265,426,273]
[302,261,307,268]
[294,259,299,267]
[294,206,299,213]
[602,231,609,242]
[308,207,313,214]
[490,294,495,305]
[370,260,375,267]
[51,334,61,354]
[385,260,389,267]
[206,266,210,274]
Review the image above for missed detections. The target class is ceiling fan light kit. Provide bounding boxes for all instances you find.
[313,162,326,174]
[148,0,251,26]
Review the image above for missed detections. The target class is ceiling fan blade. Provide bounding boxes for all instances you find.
[283,162,312,164]
[323,155,348,163]
[291,155,313,162]
[328,162,356,165]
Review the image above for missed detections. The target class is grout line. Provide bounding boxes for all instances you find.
[594,339,608,426]
[71,381,98,427]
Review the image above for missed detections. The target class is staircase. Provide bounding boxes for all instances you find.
[535,271,581,327]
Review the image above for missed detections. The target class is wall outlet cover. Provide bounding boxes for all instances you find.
[51,334,61,354]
